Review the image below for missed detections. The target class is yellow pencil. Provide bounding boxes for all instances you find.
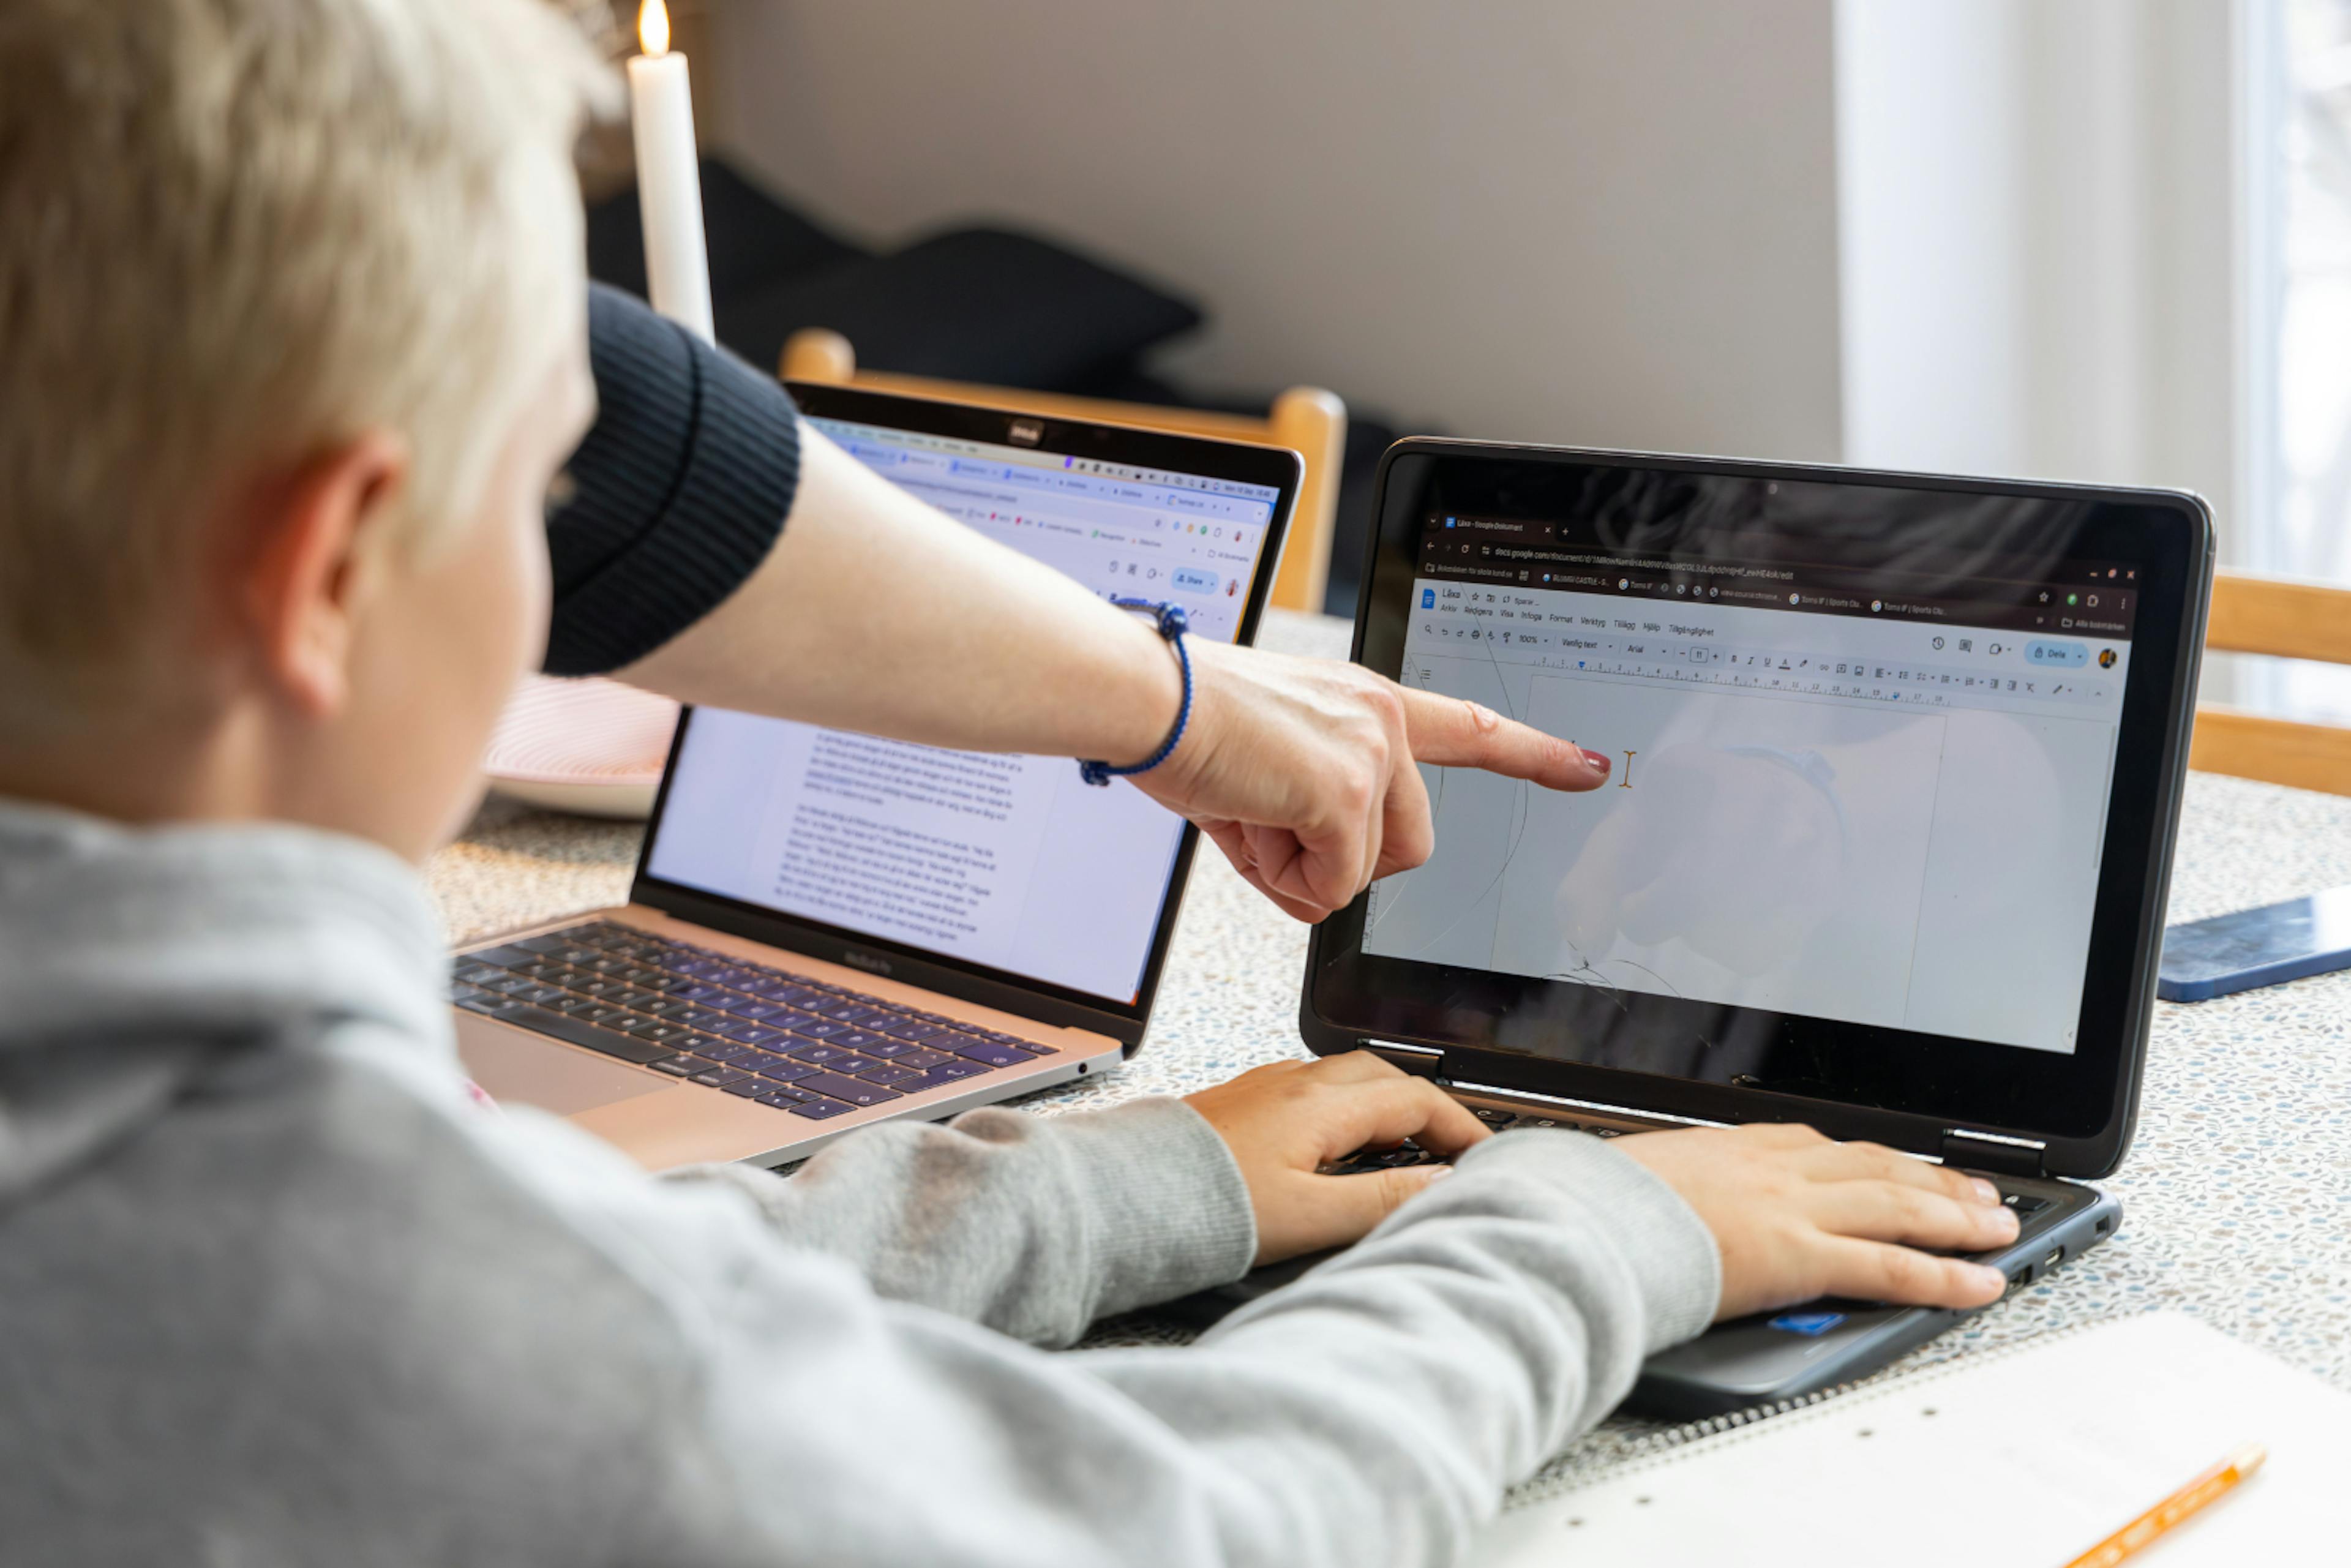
[2061,1442,2268,1568]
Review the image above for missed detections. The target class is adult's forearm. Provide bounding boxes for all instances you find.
[623,426,1184,765]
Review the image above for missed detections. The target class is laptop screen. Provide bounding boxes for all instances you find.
[1363,512,2135,1056]
[640,415,1283,1007]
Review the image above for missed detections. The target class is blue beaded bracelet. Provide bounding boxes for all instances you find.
[1079,599,1191,787]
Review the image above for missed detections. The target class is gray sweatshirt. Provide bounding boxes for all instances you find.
[0,800,1719,1566]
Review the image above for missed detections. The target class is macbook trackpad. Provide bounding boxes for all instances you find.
[455,1018,674,1116]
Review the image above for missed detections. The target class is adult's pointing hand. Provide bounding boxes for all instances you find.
[1130,639,1612,923]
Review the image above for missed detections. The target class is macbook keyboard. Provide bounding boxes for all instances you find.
[448,921,1057,1122]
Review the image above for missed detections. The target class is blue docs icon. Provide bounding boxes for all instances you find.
[1422,588,1436,609]
[1445,516,1457,527]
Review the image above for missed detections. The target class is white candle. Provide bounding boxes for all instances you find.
[627,0,714,342]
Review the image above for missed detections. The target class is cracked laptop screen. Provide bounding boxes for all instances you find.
[642,418,1278,1007]
[1362,512,2137,1056]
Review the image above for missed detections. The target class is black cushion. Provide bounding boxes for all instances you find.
[585,156,868,301]
[721,227,1202,391]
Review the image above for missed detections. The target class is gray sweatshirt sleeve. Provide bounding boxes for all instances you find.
[510,1116,1721,1568]
[664,1097,1258,1345]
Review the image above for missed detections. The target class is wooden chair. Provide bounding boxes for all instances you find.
[2192,570,2351,794]
[782,328,1346,615]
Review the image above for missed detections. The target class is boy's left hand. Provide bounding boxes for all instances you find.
[1184,1051,1489,1266]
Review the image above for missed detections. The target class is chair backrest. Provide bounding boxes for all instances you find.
[782,328,1346,615]
[2192,569,2351,794]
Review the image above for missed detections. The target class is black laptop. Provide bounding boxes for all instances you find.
[1191,439,2211,1416]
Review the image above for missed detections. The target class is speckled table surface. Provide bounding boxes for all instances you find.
[429,608,2351,1497]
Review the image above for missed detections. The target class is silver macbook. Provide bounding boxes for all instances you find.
[451,383,1299,1168]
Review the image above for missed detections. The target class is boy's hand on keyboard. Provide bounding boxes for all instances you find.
[1185,1051,1490,1265]
[1615,1123,2018,1319]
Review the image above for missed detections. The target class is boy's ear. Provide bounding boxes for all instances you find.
[241,432,410,718]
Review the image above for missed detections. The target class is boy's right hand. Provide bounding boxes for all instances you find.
[1615,1122,2018,1319]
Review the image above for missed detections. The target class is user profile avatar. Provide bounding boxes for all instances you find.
[2098,648,2117,669]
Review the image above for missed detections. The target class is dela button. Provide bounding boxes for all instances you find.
[2027,639,2088,668]
[1172,568,1218,595]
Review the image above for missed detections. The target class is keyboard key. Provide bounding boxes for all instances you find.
[713,1021,788,1048]
[879,1021,950,1043]
[797,1072,902,1107]
[893,1048,954,1072]
[672,1008,733,1031]
[481,973,536,996]
[573,1004,634,1027]
[666,959,725,978]
[453,988,504,1015]
[691,1067,752,1089]
[688,1037,748,1061]
[720,1078,773,1098]
[948,1039,1037,1069]
[509,983,571,1007]
[813,1000,877,1021]
[636,995,696,1019]
[721,998,786,1021]
[849,1034,915,1057]
[516,935,574,954]
[768,986,833,1008]
[785,1042,868,1069]
[741,978,801,999]
[787,1099,854,1120]
[1470,1106,1520,1127]
[858,1065,921,1087]
[637,973,691,994]
[651,1057,700,1076]
[492,1003,676,1066]
[625,1020,694,1046]
[816,1052,880,1076]
[668,983,724,1003]
[789,1018,852,1041]
[904,1060,989,1090]
[753,1059,820,1084]
[453,962,504,985]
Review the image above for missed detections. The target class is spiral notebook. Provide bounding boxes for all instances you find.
[1476,1313,2347,1566]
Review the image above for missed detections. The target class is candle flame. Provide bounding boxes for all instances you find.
[638,0,670,57]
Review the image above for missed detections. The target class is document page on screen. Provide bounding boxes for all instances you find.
[1362,526,2134,1054]
[644,418,1278,1005]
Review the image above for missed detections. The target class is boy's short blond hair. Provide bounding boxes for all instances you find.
[0,0,611,719]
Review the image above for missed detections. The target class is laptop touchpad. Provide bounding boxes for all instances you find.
[455,1019,675,1116]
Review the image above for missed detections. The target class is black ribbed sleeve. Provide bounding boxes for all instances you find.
[541,283,801,676]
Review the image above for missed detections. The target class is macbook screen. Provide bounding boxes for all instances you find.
[643,418,1280,1005]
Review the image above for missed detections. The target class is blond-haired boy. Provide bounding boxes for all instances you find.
[0,2,2015,1560]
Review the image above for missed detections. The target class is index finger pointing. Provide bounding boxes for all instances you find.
[1396,686,1611,791]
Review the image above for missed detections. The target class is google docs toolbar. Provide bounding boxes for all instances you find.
[1408,579,2126,720]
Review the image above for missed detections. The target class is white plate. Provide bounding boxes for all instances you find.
[482,675,680,820]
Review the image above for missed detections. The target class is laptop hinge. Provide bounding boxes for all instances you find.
[1939,1128,2049,1179]
[1363,1039,1444,1079]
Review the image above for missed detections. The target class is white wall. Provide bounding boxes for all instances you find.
[708,0,1846,458]
[1834,0,2241,547]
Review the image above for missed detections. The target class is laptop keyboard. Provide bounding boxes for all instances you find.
[448,920,1057,1122]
